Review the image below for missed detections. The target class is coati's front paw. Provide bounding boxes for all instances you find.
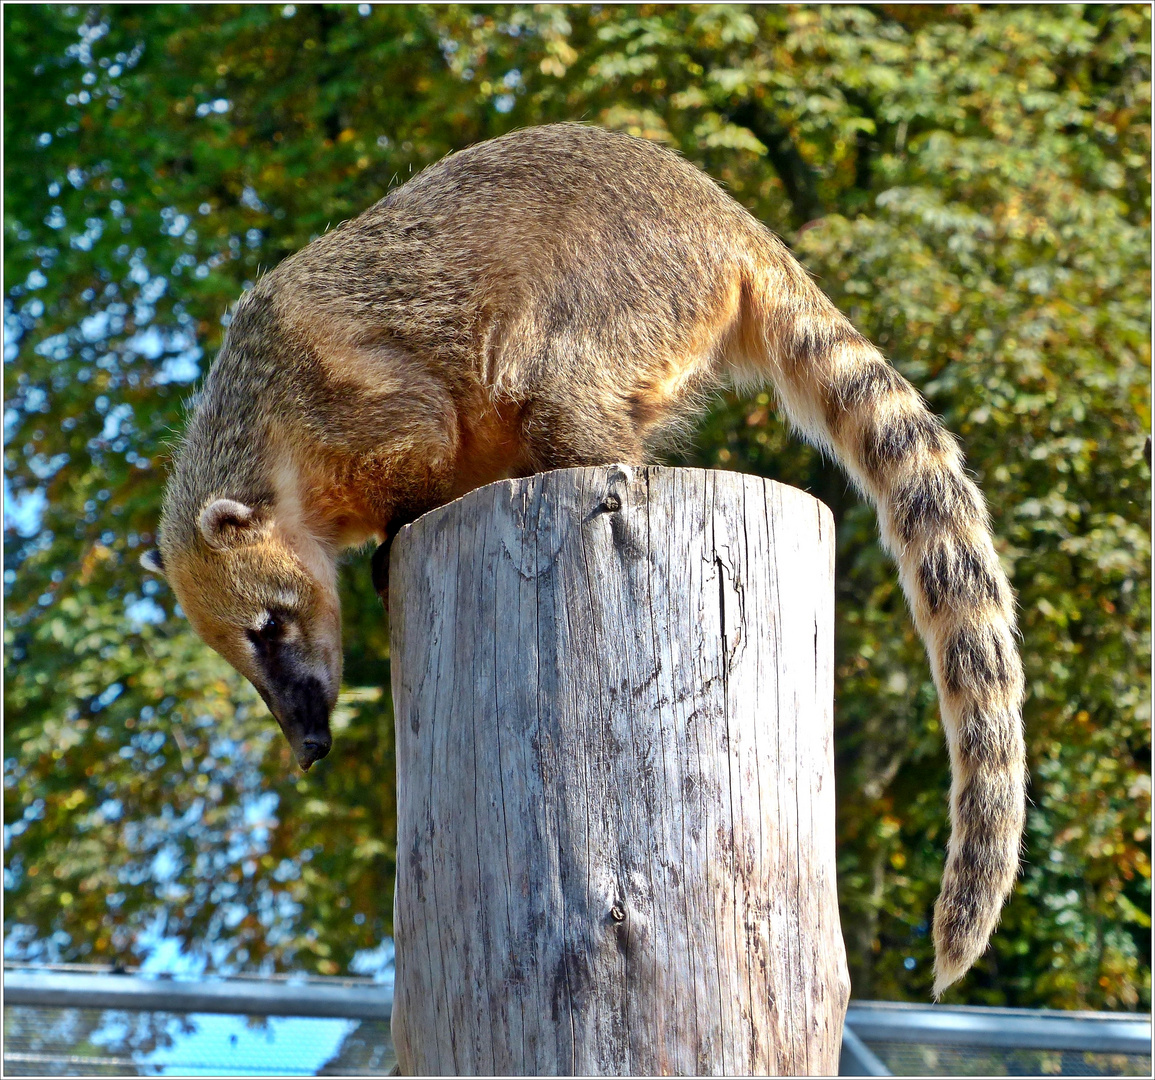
[371,541,391,607]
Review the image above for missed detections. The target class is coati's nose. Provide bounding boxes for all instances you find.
[298,731,332,771]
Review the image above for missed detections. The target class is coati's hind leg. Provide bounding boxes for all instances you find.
[518,397,646,473]
[374,394,647,605]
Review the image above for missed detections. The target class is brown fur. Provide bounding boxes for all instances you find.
[147,124,1025,994]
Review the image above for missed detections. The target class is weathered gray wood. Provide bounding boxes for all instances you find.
[389,465,849,1076]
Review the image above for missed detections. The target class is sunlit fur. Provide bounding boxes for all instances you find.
[150,124,1025,992]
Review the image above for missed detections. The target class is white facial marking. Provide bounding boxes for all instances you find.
[269,448,339,596]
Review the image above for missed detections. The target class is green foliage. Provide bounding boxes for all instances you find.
[5,4,1149,1006]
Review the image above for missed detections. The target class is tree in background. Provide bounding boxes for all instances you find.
[5,4,1149,1007]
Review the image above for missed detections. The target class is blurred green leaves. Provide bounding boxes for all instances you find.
[4,4,1149,1007]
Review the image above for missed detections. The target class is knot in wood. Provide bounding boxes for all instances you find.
[609,904,626,923]
[601,493,622,513]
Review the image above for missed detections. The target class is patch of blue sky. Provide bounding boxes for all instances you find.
[93,681,124,710]
[128,324,164,356]
[126,595,167,626]
[144,326,203,384]
[195,99,232,119]
[4,477,46,538]
[5,797,46,843]
[150,844,181,885]
[157,350,201,383]
[102,400,133,439]
[80,308,112,341]
[243,791,279,840]
[349,938,395,982]
[35,329,71,359]
[137,928,208,978]
[142,1013,358,1076]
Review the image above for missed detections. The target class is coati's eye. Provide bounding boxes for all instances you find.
[248,612,285,648]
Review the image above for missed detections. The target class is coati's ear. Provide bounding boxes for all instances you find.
[140,549,165,575]
[199,498,267,550]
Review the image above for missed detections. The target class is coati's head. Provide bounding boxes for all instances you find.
[141,497,341,771]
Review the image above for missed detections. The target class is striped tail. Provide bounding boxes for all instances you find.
[741,246,1026,995]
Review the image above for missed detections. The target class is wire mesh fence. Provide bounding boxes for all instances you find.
[2,1004,396,1077]
[858,1039,1151,1077]
[3,965,396,1077]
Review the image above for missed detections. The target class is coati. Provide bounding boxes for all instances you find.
[141,123,1025,994]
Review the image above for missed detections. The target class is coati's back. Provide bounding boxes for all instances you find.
[268,125,768,396]
[161,124,1025,994]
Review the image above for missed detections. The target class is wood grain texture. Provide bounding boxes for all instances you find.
[389,466,849,1076]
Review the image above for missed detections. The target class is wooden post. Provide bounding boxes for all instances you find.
[388,466,849,1076]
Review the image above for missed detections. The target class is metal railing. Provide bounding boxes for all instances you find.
[4,964,1151,1076]
[5,966,393,1020]
[840,999,1151,1076]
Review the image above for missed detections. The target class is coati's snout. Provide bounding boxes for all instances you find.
[143,497,343,772]
[247,620,338,771]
